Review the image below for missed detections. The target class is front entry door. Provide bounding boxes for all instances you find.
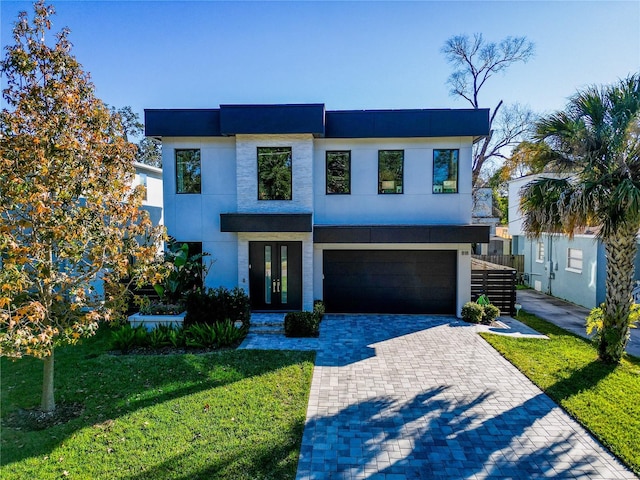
[249,242,302,310]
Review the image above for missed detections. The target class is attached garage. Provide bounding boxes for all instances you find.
[323,250,457,314]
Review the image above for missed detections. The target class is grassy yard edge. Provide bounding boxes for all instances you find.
[478,312,640,476]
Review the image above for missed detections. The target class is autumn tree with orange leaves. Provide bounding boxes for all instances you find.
[0,1,165,412]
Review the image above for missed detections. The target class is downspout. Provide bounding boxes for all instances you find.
[547,235,553,295]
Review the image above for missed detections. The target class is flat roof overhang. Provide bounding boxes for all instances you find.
[313,225,490,244]
[220,213,313,232]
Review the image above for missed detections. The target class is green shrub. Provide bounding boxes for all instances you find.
[461,302,484,324]
[184,287,250,327]
[185,323,217,348]
[313,300,326,316]
[111,325,148,352]
[148,325,175,348]
[482,304,501,324]
[167,327,186,348]
[213,319,248,347]
[284,311,322,338]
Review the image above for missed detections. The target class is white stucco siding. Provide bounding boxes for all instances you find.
[313,137,474,225]
[161,137,237,243]
[313,243,473,317]
[236,134,314,213]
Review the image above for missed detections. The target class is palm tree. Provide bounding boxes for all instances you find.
[520,74,640,363]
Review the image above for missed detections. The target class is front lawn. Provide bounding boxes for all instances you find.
[480,311,640,476]
[1,327,315,479]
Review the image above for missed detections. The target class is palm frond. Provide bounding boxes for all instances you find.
[520,177,585,237]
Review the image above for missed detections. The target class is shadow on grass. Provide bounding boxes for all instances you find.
[1,326,314,468]
[545,359,618,402]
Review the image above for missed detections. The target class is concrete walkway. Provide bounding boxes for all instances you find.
[517,289,640,358]
[292,315,636,480]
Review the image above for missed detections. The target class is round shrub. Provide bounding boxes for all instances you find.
[461,302,484,324]
[482,304,501,325]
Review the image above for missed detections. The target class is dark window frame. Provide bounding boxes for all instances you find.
[378,150,404,195]
[432,149,459,194]
[257,146,293,201]
[326,150,351,195]
[175,149,201,194]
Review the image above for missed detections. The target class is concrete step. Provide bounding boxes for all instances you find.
[250,326,285,335]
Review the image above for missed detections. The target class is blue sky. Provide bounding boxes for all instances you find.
[1,0,639,132]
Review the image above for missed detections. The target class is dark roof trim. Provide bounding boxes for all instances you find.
[324,109,489,138]
[220,104,325,136]
[145,109,221,137]
[313,225,489,244]
[145,105,490,139]
[220,213,312,232]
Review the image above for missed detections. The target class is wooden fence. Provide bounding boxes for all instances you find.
[472,254,524,275]
[471,259,517,316]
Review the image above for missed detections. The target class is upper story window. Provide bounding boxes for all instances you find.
[378,150,403,194]
[536,242,545,263]
[433,149,459,194]
[176,149,201,194]
[326,151,351,195]
[567,248,583,273]
[258,147,292,200]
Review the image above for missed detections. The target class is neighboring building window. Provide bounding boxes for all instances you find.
[258,147,292,200]
[536,242,545,263]
[378,150,403,194]
[567,248,583,272]
[326,151,351,194]
[433,149,459,193]
[175,149,201,194]
[138,173,148,201]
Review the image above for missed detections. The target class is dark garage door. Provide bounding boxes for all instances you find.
[323,250,456,314]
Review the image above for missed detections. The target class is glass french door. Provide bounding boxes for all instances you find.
[249,242,302,310]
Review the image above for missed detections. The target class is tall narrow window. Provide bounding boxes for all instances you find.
[176,149,201,194]
[258,147,292,200]
[280,245,288,304]
[536,242,545,262]
[138,172,148,201]
[326,151,351,194]
[378,150,403,194]
[265,245,272,304]
[433,149,459,193]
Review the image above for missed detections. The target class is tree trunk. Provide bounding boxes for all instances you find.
[41,349,55,412]
[602,225,638,363]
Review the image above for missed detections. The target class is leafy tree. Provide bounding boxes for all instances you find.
[110,105,143,141]
[520,74,640,363]
[111,106,162,168]
[0,1,165,411]
[442,33,535,186]
[137,137,162,168]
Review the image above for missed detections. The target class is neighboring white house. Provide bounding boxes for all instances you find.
[145,104,489,316]
[134,162,163,227]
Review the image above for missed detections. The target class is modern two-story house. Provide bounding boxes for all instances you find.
[145,104,489,316]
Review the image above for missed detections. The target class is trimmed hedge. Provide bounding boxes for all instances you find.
[284,311,322,338]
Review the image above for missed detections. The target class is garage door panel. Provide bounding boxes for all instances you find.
[323,250,456,314]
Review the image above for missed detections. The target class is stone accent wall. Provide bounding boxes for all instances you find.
[236,134,314,213]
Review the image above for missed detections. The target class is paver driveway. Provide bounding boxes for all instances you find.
[295,315,636,480]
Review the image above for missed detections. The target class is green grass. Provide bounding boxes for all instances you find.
[480,311,640,475]
[1,327,315,479]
